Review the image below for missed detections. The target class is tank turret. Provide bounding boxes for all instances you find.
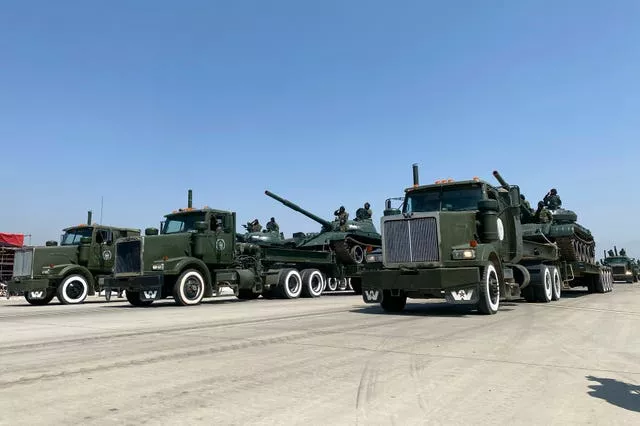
[265,190,381,264]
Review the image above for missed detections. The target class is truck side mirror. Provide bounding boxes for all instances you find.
[194,221,208,232]
[145,227,159,236]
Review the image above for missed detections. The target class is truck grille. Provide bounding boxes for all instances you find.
[12,249,34,278]
[383,217,439,263]
[611,266,626,275]
[114,239,142,275]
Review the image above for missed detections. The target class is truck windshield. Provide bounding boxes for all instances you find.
[162,212,206,234]
[604,257,628,264]
[60,227,93,245]
[404,187,483,213]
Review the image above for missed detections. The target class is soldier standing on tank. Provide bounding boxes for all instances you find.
[520,194,532,214]
[249,219,262,232]
[543,188,562,210]
[535,201,553,223]
[362,202,372,219]
[334,206,349,231]
[266,217,279,233]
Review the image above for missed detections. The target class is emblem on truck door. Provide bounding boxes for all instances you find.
[216,239,226,250]
[102,250,112,261]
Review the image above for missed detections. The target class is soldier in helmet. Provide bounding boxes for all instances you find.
[520,194,532,214]
[543,188,562,210]
[249,219,262,232]
[363,202,372,219]
[535,201,553,224]
[334,206,349,230]
[266,217,279,233]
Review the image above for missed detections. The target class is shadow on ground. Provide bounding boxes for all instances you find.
[351,302,516,318]
[586,376,640,413]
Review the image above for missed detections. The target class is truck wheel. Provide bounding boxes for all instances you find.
[173,269,205,306]
[326,277,338,291]
[301,269,324,298]
[57,274,89,305]
[277,268,302,299]
[478,263,500,314]
[24,289,55,306]
[380,290,406,313]
[350,277,363,295]
[608,270,614,292]
[535,266,553,303]
[595,271,606,293]
[551,267,562,301]
[237,289,260,300]
[125,291,154,307]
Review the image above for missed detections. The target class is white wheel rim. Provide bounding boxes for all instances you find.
[179,271,204,305]
[543,267,552,300]
[61,275,89,303]
[307,271,324,296]
[486,264,500,312]
[327,277,337,291]
[553,268,561,299]
[284,270,302,297]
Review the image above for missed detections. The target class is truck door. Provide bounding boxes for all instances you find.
[209,214,234,265]
[93,228,116,271]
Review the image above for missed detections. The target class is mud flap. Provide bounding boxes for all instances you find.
[444,285,480,304]
[362,288,383,303]
[139,289,161,301]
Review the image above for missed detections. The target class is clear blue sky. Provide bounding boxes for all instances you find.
[1,0,639,257]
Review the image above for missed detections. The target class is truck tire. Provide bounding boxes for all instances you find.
[300,269,324,298]
[478,263,500,315]
[277,268,302,299]
[126,290,154,307]
[173,269,205,306]
[24,289,56,306]
[350,277,363,295]
[535,266,553,303]
[595,271,606,293]
[380,290,406,312]
[57,274,89,305]
[326,277,338,291]
[551,267,562,301]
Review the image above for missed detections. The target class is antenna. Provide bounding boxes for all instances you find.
[100,196,104,224]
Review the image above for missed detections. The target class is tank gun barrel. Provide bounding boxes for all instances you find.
[492,170,509,187]
[265,190,333,229]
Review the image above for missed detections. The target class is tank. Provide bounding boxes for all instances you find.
[494,170,596,264]
[265,190,381,264]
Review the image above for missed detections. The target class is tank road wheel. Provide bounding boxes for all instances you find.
[24,289,56,306]
[57,274,89,305]
[534,266,553,303]
[551,267,562,301]
[350,245,365,264]
[173,269,205,306]
[326,277,338,291]
[380,290,407,313]
[126,290,154,307]
[478,263,500,315]
[301,269,324,298]
[278,268,303,299]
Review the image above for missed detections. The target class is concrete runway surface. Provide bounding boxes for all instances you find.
[0,285,639,426]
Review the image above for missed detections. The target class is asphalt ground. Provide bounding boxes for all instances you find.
[0,284,639,425]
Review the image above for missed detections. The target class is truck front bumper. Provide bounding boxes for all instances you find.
[7,278,52,295]
[361,267,481,304]
[101,274,164,301]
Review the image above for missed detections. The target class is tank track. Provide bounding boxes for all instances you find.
[555,236,596,264]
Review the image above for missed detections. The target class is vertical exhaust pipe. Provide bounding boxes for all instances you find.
[87,210,92,225]
[614,246,618,256]
[412,163,419,186]
[188,189,193,208]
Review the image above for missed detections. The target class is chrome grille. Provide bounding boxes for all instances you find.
[12,249,34,278]
[383,217,439,263]
[114,239,142,275]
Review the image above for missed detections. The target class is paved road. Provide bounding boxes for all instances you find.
[1,285,639,425]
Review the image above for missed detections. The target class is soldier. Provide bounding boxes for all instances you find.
[620,248,626,256]
[362,202,372,219]
[535,201,553,224]
[334,206,349,230]
[266,217,279,233]
[520,194,532,214]
[543,188,562,210]
[249,219,262,232]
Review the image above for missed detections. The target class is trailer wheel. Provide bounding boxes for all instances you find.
[57,274,89,305]
[380,290,406,313]
[301,269,324,298]
[535,266,553,303]
[24,289,56,306]
[608,270,614,292]
[277,269,302,299]
[126,290,154,307]
[478,263,500,315]
[326,277,338,291]
[173,269,205,306]
[551,267,562,301]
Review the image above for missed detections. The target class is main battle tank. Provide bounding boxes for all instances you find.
[265,190,381,264]
[236,226,288,246]
[493,171,596,264]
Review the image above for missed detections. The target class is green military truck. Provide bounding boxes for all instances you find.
[602,247,638,283]
[101,191,372,307]
[360,164,612,315]
[7,212,140,305]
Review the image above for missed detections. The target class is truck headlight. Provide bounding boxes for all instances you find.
[366,253,382,263]
[625,271,632,275]
[452,249,476,260]
[152,263,165,271]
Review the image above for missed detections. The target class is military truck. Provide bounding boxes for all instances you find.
[101,191,371,307]
[602,247,638,283]
[360,164,612,315]
[7,212,140,305]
